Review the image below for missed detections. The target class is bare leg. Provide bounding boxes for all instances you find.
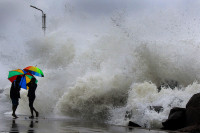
[29,98,38,118]
[33,107,39,117]
[29,103,34,119]
[12,105,18,118]
[30,107,34,116]
[29,107,34,119]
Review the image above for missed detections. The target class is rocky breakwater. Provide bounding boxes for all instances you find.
[162,93,200,132]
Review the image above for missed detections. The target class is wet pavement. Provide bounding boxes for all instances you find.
[0,116,171,133]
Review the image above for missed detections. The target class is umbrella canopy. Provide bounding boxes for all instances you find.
[23,66,44,77]
[8,69,37,90]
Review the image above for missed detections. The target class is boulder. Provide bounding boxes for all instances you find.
[162,107,186,130]
[128,121,141,127]
[186,93,200,126]
[162,93,200,131]
[179,125,200,133]
[186,93,200,108]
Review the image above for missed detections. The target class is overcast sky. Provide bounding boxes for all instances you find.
[1,0,199,17]
[1,0,200,40]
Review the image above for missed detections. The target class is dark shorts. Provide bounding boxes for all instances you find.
[11,98,19,106]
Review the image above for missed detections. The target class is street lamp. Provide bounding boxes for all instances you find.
[30,5,46,35]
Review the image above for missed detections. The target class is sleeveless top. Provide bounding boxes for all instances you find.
[27,83,37,99]
[10,80,21,99]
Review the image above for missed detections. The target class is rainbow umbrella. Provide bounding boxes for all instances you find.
[8,69,37,90]
[23,66,44,77]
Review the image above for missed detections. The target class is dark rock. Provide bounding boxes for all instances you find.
[179,125,200,133]
[128,121,141,127]
[149,106,163,113]
[162,107,186,130]
[186,107,200,126]
[186,93,200,108]
[186,93,200,126]
[161,93,200,131]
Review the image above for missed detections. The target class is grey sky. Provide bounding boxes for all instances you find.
[1,0,200,39]
[1,0,200,19]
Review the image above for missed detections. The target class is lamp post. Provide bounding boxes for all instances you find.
[30,5,46,36]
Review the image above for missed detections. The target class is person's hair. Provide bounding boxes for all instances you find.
[16,76,21,82]
[31,78,36,82]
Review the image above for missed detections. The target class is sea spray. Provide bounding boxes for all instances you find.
[26,35,75,69]
[56,71,132,121]
[2,31,200,128]
[3,32,200,127]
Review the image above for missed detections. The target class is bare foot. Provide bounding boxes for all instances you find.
[12,114,18,118]
[29,116,34,119]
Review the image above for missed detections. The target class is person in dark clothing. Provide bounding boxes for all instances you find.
[10,76,21,118]
[27,77,39,119]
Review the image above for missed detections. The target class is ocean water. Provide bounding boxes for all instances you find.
[1,0,200,130]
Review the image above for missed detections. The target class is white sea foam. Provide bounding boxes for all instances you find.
[109,82,200,128]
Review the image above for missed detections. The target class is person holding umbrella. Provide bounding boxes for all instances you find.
[10,76,21,118]
[23,66,44,118]
[27,77,39,119]
[8,66,44,118]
